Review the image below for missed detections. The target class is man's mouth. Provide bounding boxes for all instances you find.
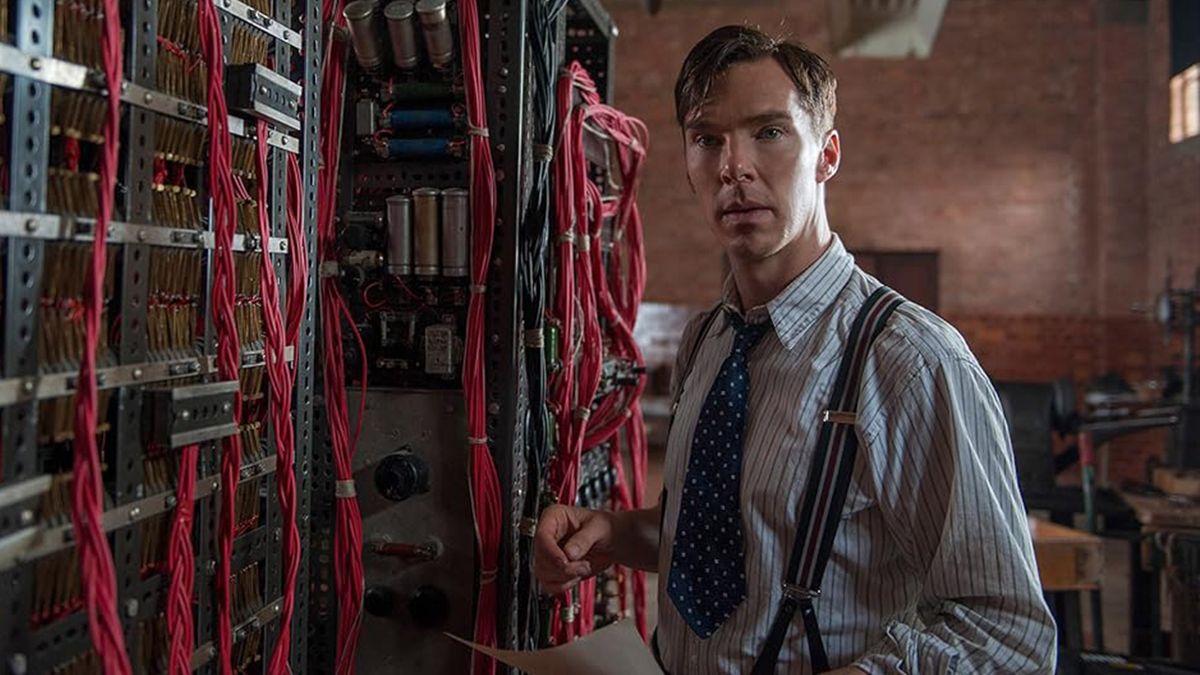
[720,206,772,226]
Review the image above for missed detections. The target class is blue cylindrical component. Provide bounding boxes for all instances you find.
[385,137,453,158]
[386,108,456,130]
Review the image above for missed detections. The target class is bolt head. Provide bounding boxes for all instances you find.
[125,598,139,617]
[19,509,34,526]
[21,380,34,393]
[144,92,153,104]
[29,57,41,70]
[132,368,143,380]
[129,506,141,521]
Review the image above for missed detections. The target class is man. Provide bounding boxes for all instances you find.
[534,25,1056,674]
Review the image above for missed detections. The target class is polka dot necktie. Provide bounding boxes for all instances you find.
[668,313,771,639]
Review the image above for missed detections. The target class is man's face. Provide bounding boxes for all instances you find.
[683,58,840,264]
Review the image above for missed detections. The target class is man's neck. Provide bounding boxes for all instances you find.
[730,222,833,310]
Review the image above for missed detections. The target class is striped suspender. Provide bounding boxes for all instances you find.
[751,286,905,675]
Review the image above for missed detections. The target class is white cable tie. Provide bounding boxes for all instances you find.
[523,328,544,348]
[532,143,554,162]
[469,284,487,295]
[335,480,357,498]
[578,234,592,253]
[467,436,490,446]
[573,407,591,421]
[557,231,576,246]
[468,124,490,138]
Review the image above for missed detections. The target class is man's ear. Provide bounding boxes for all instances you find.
[817,129,841,183]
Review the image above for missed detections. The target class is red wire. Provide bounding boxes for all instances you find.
[455,1,501,672]
[285,154,307,352]
[252,119,303,675]
[315,3,365,671]
[195,0,245,670]
[167,444,199,675]
[69,0,131,668]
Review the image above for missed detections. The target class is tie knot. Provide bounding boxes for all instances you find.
[727,313,770,355]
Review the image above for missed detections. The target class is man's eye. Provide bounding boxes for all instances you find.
[758,127,784,140]
[693,134,720,148]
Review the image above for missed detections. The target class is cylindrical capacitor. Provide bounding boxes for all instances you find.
[386,108,456,130]
[385,194,413,275]
[344,1,384,71]
[415,0,455,68]
[412,188,440,277]
[383,1,419,70]
[440,188,469,277]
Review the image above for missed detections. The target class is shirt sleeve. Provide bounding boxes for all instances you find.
[852,355,1057,674]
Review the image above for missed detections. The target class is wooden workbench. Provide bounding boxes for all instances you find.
[1028,516,1104,592]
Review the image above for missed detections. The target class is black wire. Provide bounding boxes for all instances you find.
[517,0,570,652]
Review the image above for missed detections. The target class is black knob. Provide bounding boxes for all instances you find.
[374,450,430,502]
[408,585,450,630]
[364,585,397,617]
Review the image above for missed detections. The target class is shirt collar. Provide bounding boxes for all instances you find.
[719,235,855,351]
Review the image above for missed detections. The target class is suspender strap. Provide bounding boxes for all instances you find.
[751,286,904,675]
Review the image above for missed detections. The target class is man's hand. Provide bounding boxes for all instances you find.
[533,504,617,595]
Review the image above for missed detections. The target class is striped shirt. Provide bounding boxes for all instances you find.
[656,236,1056,674]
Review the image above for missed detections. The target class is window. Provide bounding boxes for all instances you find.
[1170,0,1200,143]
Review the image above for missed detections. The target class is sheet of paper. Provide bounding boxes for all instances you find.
[447,620,662,675]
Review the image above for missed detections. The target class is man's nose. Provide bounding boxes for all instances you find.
[719,140,754,185]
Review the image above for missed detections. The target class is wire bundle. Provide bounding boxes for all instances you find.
[166,443,199,675]
[69,0,131,667]
[315,2,367,672]
[456,1,501,673]
[194,0,246,669]
[251,119,304,675]
[516,0,570,649]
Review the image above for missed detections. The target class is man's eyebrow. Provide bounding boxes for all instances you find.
[684,110,793,132]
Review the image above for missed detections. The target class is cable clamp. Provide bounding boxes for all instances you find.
[334,480,357,498]
[532,143,554,163]
[469,284,487,295]
[468,124,490,138]
[557,231,576,246]
[523,328,544,348]
[467,436,490,446]
[319,261,339,278]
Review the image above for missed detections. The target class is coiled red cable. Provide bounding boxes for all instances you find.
[195,0,245,670]
[252,119,303,675]
[167,444,199,675]
[69,0,131,668]
[457,1,501,672]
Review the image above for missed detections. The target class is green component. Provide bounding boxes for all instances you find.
[544,323,561,372]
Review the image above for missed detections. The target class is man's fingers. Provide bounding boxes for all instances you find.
[561,515,607,562]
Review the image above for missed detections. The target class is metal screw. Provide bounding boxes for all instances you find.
[207,645,217,658]
[125,598,139,617]
[138,229,147,242]
[499,67,509,77]
[21,380,34,394]
[222,402,232,413]
[19,509,34,526]
[9,653,28,675]
[23,219,36,233]
[282,30,290,40]
[211,479,220,491]
[273,602,281,613]
[144,92,153,104]
[29,58,41,71]
[497,85,508,95]
[179,409,191,421]
[259,85,269,96]
[132,367,143,380]
[165,494,177,509]
[128,506,141,521]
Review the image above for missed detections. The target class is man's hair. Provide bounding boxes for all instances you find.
[674,25,838,135]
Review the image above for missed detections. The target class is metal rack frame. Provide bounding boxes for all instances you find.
[0,0,321,667]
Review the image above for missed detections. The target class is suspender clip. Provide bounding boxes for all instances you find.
[781,583,821,601]
[821,410,857,425]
